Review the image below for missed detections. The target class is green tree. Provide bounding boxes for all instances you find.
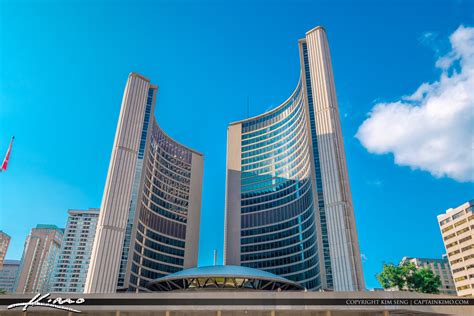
[376,262,441,294]
[0,288,6,295]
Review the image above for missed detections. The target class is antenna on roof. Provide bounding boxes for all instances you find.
[247,96,250,118]
[213,249,218,266]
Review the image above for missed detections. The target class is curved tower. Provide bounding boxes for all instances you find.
[85,73,203,293]
[224,27,364,291]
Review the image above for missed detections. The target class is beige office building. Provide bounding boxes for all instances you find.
[85,73,203,293]
[400,256,456,295]
[224,27,364,291]
[0,231,11,268]
[438,200,474,297]
[15,225,63,293]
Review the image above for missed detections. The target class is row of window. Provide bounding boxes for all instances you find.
[138,208,186,239]
[241,84,302,134]
[241,204,314,236]
[145,163,190,195]
[146,171,190,200]
[137,222,185,248]
[133,243,184,267]
[142,195,187,223]
[241,211,314,245]
[151,124,193,164]
[242,224,315,253]
[241,230,316,262]
[241,191,313,228]
[242,179,312,214]
[243,245,317,270]
[241,140,309,181]
[242,178,308,201]
[241,100,303,147]
[135,234,185,258]
[150,137,192,172]
[241,105,304,155]
[241,161,310,193]
[241,120,306,163]
[147,182,189,213]
[450,254,474,266]
[150,147,192,179]
[245,253,318,279]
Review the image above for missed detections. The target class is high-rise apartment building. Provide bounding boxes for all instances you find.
[0,260,20,293]
[51,208,99,293]
[438,200,474,297]
[400,256,456,295]
[15,225,63,293]
[0,231,11,268]
[85,73,204,293]
[224,26,364,291]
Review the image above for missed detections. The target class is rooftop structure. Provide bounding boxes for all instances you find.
[146,265,304,291]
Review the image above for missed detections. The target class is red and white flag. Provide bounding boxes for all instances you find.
[1,136,14,172]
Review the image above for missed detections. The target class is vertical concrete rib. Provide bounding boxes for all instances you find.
[85,73,150,293]
[184,152,204,268]
[305,27,365,291]
[223,124,242,265]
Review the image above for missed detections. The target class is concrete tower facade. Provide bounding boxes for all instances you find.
[15,225,63,293]
[85,73,203,293]
[0,231,11,269]
[224,27,364,291]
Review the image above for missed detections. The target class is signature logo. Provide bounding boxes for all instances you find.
[7,293,85,313]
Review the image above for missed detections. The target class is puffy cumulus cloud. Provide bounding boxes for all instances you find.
[356,26,474,182]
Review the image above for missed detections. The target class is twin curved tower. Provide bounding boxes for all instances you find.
[224,27,364,291]
[85,26,364,293]
[85,74,203,293]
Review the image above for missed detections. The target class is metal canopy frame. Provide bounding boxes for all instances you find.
[146,275,303,292]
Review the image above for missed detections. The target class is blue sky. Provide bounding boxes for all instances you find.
[0,0,473,289]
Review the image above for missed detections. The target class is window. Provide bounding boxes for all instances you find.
[451,258,463,265]
[440,218,452,226]
[452,210,465,220]
[448,249,461,256]
[453,267,465,274]
[454,219,467,227]
[455,276,467,282]
[461,245,474,252]
[459,235,473,244]
[444,232,456,241]
[464,254,474,261]
[446,241,458,249]
[442,225,454,233]
[457,227,470,235]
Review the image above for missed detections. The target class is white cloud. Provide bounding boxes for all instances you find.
[356,26,474,182]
